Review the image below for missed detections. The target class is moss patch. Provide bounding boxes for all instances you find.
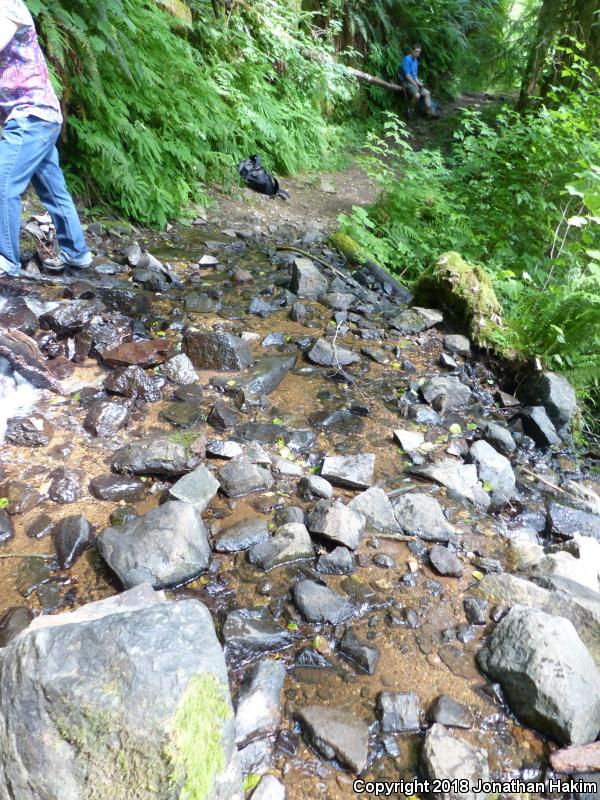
[167,672,232,800]
[329,231,370,266]
[414,251,504,350]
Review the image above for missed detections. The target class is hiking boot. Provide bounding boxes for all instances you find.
[42,252,93,272]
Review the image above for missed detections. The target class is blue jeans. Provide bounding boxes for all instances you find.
[0,115,90,276]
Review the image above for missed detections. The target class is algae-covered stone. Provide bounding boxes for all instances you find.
[415,252,503,349]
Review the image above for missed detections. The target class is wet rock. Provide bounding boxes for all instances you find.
[5,414,53,447]
[40,299,103,336]
[26,513,53,539]
[159,353,198,385]
[429,545,463,578]
[218,456,273,498]
[463,597,488,626]
[16,557,52,597]
[52,514,93,568]
[87,314,132,356]
[290,302,311,324]
[183,331,253,371]
[373,553,395,568]
[478,607,600,744]
[297,705,369,773]
[440,352,457,369]
[98,500,211,589]
[239,354,296,398]
[248,523,314,570]
[308,499,365,550]
[168,465,220,512]
[0,509,14,545]
[394,428,425,452]
[295,649,332,669]
[290,257,328,300]
[83,399,129,437]
[0,329,63,393]
[101,339,171,368]
[521,405,561,448]
[89,475,146,502]
[322,291,356,310]
[480,420,516,457]
[292,579,355,625]
[392,493,455,543]
[410,460,490,508]
[389,307,443,334]
[223,608,296,666]
[208,400,242,432]
[317,546,355,575]
[105,364,165,402]
[159,402,204,428]
[0,480,41,515]
[237,738,273,776]
[421,376,472,413]
[378,692,422,733]
[250,775,286,800]
[47,467,83,504]
[299,475,333,500]
[112,433,204,476]
[339,628,379,674]
[444,334,471,355]
[185,292,222,313]
[518,371,577,428]
[0,586,242,800]
[321,454,375,490]
[0,606,33,647]
[0,297,38,336]
[548,502,600,541]
[272,457,303,477]
[408,405,441,425]
[422,723,489,800]
[348,487,402,537]
[307,338,359,367]
[469,439,515,507]
[213,517,269,553]
[206,440,244,460]
[235,659,286,746]
[277,506,305,525]
[532,538,600,593]
[429,696,473,729]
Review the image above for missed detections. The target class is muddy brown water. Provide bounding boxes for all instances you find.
[0,227,569,798]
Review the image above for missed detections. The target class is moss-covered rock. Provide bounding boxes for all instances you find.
[414,251,504,349]
[329,231,370,266]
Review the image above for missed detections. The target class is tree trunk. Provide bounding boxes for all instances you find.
[518,0,565,109]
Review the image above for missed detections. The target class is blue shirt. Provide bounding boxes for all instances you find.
[402,54,419,82]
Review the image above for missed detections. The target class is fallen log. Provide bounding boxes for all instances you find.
[550,742,600,773]
[299,48,405,93]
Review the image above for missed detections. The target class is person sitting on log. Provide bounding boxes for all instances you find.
[0,0,92,276]
[400,44,438,119]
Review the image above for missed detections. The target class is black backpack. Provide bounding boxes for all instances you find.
[238,155,290,200]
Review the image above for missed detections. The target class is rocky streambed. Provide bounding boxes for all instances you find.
[0,218,599,800]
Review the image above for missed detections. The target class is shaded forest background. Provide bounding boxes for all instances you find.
[25,0,600,432]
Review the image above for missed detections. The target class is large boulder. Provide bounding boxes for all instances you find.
[0,585,243,800]
[112,433,204,476]
[97,501,211,589]
[414,251,503,349]
[392,492,456,543]
[478,607,600,744]
[518,371,577,429]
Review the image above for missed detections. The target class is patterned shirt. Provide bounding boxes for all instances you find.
[0,0,62,125]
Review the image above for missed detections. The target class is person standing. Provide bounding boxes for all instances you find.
[0,0,92,276]
[400,44,436,118]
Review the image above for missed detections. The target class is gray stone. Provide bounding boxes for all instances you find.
[429,696,473,729]
[0,606,33,647]
[52,514,93,569]
[89,475,146,502]
[307,338,359,367]
[0,586,243,800]
[222,609,296,667]
[444,334,471,355]
[213,518,269,553]
[422,724,489,800]
[532,541,600,593]
[297,705,369,773]
[521,406,560,447]
[206,440,244,460]
[272,457,303,477]
[248,523,314,571]
[307,499,365,550]
[235,660,286,746]
[321,453,375,490]
[290,257,328,299]
[218,456,272,498]
[348,487,403,537]
[105,365,165,402]
[183,331,253,371]
[322,292,356,311]
[97,501,211,589]
[392,493,456,543]
[393,428,425,452]
[299,475,333,500]
[480,420,516,457]
[112,433,204,476]
[478,607,600,745]
[84,399,129,437]
[429,545,463,578]
[168,465,220,512]
[421,376,472,413]
[292,579,355,625]
[317,546,355,575]
[410,460,490,508]
[548,502,600,541]
[518,371,577,428]
[378,692,422,733]
[160,353,198,385]
[339,628,379,674]
[389,307,443,334]
[240,354,296,398]
[250,775,286,800]
[469,439,516,507]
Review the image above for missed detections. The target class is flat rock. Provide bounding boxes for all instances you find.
[297,705,369,773]
[206,440,244,460]
[0,606,33,647]
[222,609,296,667]
[290,257,329,299]
[394,428,425,452]
[235,659,286,746]
[348,487,403,537]
[52,514,93,568]
[307,338,359,367]
[429,545,463,577]
[112,433,204,476]
[389,307,443,334]
[183,331,253,371]
[101,339,172,368]
[421,376,472,413]
[378,691,422,733]
[213,517,269,553]
[478,607,600,744]
[392,492,456,543]
[410,460,490,508]
[321,454,375,490]
[292,579,355,625]
[218,456,272,497]
[89,474,146,502]
[469,439,515,507]
[168,465,219,512]
[422,723,489,800]
[97,500,211,589]
[159,402,204,428]
[308,499,365,550]
[248,523,314,570]
[83,399,129,437]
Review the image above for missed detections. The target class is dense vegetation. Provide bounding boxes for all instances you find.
[27,0,600,430]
